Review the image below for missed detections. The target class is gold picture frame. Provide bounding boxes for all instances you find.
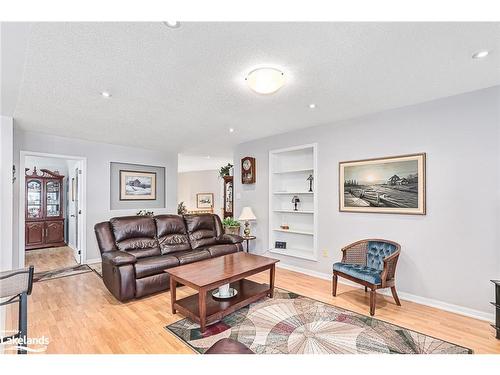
[339,153,426,215]
[119,170,157,201]
[196,193,214,208]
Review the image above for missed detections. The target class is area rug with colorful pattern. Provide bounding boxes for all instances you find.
[166,288,472,354]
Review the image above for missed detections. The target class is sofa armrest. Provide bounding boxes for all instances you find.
[101,251,137,266]
[216,234,244,244]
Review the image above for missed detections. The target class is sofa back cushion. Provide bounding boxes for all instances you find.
[366,241,397,271]
[183,214,218,249]
[110,216,160,259]
[155,215,191,254]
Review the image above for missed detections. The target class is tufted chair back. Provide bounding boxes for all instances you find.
[366,241,398,271]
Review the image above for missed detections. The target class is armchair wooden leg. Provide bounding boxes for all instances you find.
[332,274,338,297]
[369,289,376,316]
[390,286,401,306]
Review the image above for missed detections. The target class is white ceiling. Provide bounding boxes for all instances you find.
[4,22,500,170]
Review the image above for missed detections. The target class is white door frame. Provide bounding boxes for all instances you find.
[18,150,87,268]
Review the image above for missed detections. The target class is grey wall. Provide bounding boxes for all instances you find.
[178,169,223,215]
[234,86,500,316]
[13,129,178,264]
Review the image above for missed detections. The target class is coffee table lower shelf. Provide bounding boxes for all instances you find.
[173,279,270,330]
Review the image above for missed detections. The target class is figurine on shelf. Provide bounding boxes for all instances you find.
[292,195,301,211]
[306,174,314,192]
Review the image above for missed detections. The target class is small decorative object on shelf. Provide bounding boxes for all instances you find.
[177,201,187,215]
[306,174,314,192]
[280,224,289,230]
[275,241,287,249]
[241,156,256,184]
[222,217,241,235]
[136,209,154,216]
[492,280,500,339]
[238,206,256,236]
[291,195,301,211]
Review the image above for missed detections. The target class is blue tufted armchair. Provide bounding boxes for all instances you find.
[332,239,401,316]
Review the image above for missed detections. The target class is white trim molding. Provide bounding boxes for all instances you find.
[276,262,494,323]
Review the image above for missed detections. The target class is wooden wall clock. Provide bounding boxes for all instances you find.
[241,157,256,184]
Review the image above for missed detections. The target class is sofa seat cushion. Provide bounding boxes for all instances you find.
[134,255,179,279]
[207,244,239,258]
[172,249,211,265]
[333,262,382,285]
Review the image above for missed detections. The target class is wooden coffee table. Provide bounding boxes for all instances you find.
[167,252,279,333]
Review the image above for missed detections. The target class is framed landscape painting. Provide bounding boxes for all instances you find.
[339,153,426,215]
[119,170,157,201]
[196,193,214,208]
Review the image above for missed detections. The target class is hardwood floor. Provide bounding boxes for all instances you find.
[25,246,78,273]
[5,266,500,354]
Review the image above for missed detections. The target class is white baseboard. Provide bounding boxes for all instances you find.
[85,258,101,265]
[276,262,494,323]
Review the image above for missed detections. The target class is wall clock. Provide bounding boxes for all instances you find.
[241,157,256,184]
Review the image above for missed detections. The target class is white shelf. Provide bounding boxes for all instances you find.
[273,209,314,214]
[273,168,313,174]
[273,191,314,195]
[269,248,316,261]
[273,228,314,236]
[269,143,318,262]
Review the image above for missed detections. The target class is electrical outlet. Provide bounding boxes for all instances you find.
[322,249,329,258]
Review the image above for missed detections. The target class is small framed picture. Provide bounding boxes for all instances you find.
[120,170,157,201]
[196,193,214,208]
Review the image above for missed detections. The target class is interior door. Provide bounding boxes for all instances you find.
[74,166,80,263]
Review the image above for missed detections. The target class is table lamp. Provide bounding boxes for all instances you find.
[238,206,256,236]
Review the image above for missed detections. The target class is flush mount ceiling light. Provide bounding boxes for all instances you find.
[163,21,180,29]
[229,128,235,133]
[309,103,316,109]
[245,67,285,94]
[472,50,489,59]
[100,91,111,98]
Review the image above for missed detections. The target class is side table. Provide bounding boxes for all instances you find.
[241,236,256,253]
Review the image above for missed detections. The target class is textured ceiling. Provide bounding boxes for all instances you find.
[10,22,500,161]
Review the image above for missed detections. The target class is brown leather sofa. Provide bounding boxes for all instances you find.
[94,214,243,301]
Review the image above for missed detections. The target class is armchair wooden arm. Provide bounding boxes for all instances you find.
[380,250,400,288]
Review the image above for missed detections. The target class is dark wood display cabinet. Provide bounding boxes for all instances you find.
[223,175,233,218]
[25,167,66,250]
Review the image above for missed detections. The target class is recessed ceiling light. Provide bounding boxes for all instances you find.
[100,91,111,98]
[472,50,489,59]
[163,21,180,29]
[245,67,285,94]
[309,103,316,109]
[229,128,234,133]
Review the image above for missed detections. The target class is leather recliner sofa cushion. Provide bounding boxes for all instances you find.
[207,244,240,257]
[184,214,219,249]
[134,255,179,279]
[110,216,161,259]
[172,249,211,265]
[155,214,191,254]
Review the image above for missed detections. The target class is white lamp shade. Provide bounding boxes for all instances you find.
[238,206,256,221]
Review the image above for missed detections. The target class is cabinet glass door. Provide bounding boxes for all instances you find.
[27,179,43,219]
[45,180,61,217]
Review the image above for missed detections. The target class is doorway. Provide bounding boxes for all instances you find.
[19,151,87,273]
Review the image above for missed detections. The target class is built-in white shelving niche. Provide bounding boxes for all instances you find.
[269,143,318,261]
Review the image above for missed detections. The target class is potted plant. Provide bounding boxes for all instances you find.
[177,201,187,215]
[219,163,234,178]
[222,216,241,235]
